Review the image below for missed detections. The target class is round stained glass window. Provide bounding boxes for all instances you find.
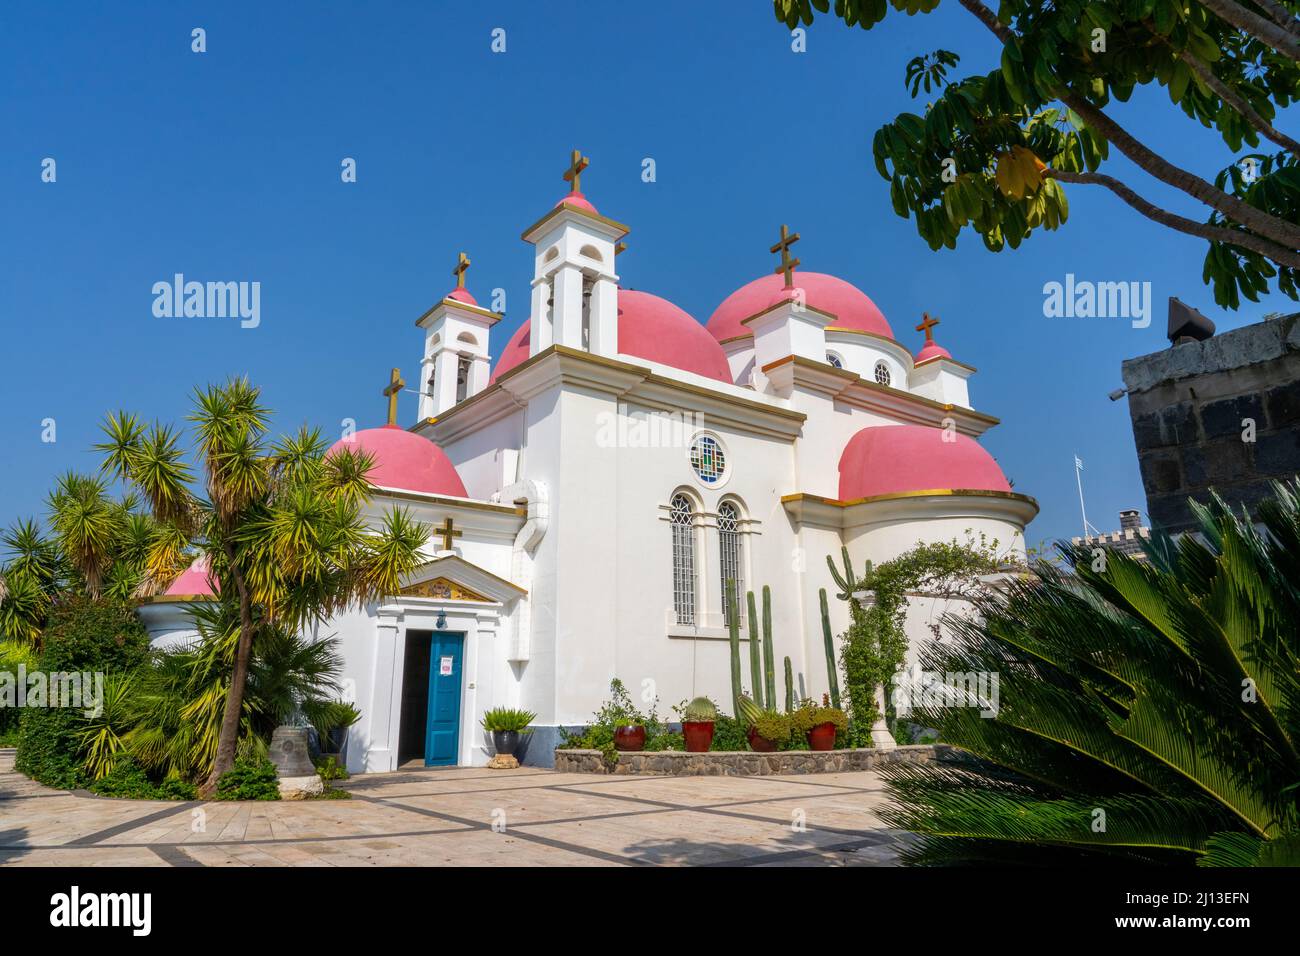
[689,434,727,485]
[826,352,843,369]
[874,361,892,386]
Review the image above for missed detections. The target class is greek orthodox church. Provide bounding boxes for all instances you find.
[139,153,1038,771]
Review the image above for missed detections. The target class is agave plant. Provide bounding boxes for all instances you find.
[880,480,1300,866]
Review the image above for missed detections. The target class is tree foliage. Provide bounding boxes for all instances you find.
[773,0,1300,309]
[880,480,1300,865]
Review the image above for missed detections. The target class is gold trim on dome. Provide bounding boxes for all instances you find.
[400,576,494,602]
[780,488,1039,510]
[914,354,978,373]
[520,203,630,243]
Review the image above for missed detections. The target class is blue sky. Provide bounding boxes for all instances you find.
[2,1,1295,551]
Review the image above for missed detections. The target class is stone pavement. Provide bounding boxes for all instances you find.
[0,749,912,866]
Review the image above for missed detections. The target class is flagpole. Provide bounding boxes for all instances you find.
[1074,454,1092,537]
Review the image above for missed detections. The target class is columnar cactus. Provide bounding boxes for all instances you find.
[819,587,841,710]
[726,579,742,719]
[783,656,794,713]
[747,589,763,709]
[762,585,776,708]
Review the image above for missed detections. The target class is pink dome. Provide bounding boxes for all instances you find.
[327,425,468,497]
[915,340,952,363]
[446,286,478,306]
[165,558,215,598]
[491,289,733,384]
[707,272,894,343]
[838,425,1011,500]
[556,191,598,214]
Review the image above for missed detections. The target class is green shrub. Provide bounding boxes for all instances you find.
[87,757,197,800]
[645,731,684,751]
[751,711,791,745]
[14,597,150,788]
[214,756,280,801]
[314,756,349,782]
[481,707,537,733]
[708,713,750,751]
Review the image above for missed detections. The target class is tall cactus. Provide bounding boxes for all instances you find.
[762,585,776,707]
[783,656,794,712]
[747,589,763,708]
[819,587,841,710]
[726,579,742,719]
[827,545,872,600]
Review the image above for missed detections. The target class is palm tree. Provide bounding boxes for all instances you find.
[881,480,1300,866]
[97,377,427,795]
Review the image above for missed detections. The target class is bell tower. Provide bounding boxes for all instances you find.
[520,149,628,361]
[416,252,502,421]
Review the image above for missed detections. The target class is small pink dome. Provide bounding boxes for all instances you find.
[556,191,598,214]
[327,425,468,497]
[838,425,1010,500]
[446,287,478,306]
[707,272,894,343]
[915,340,952,364]
[165,558,215,597]
[491,289,733,384]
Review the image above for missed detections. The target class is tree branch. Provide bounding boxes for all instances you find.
[1254,0,1300,37]
[1198,0,1300,60]
[1045,168,1300,269]
[957,0,1300,249]
[1179,51,1300,154]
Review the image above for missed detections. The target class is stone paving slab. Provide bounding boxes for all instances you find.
[0,750,909,867]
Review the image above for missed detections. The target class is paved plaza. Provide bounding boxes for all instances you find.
[0,749,910,867]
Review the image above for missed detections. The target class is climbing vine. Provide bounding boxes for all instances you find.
[829,534,1005,746]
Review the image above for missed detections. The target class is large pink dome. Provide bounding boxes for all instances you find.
[327,425,468,497]
[838,425,1010,500]
[491,288,732,383]
[707,272,893,343]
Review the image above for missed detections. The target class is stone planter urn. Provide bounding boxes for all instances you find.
[269,725,324,799]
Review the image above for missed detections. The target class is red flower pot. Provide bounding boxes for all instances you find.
[614,725,645,752]
[682,721,715,752]
[807,722,837,751]
[747,727,778,752]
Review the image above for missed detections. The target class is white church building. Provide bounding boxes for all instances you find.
[138,154,1038,771]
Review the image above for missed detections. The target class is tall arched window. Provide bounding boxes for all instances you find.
[670,494,696,625]
[718,501,744,624]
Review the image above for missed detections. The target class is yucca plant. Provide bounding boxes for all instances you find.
[880,480,1300,866]
[96,377,428,794]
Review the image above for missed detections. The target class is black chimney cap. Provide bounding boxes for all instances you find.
[1168,297,1215,345]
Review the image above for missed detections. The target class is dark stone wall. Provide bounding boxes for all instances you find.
[1121,315,1300,534]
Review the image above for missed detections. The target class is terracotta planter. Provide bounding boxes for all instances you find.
[614,725,645,752]
[747,727,778,752]
[807,722,837,751]
[682,721,715,752]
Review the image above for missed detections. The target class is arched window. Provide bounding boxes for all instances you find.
[826,352,843,369]
[718,501,744,624]
[873,360,892,386]
[456,355,472,403]
[670,494,696,625]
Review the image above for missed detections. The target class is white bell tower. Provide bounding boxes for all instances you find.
[520,150,628,361]
[415,252,502,421]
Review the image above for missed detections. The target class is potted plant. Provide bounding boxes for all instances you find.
[791,696,848,751]
[748,710,790,752]
[481,707,537,758]
[614,722,646,751]
[680,697,718,752]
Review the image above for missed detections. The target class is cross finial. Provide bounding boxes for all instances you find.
[770,224,801,289]
[434,516,463,551]
[452,251,470,289]
[915,312,940,343]
[383,368,405,426]
[563,148,590,194]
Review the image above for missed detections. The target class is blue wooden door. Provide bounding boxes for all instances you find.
[424,633,464,766]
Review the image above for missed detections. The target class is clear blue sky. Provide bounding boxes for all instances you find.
[2,1,1295,551]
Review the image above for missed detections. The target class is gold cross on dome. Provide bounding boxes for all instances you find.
[770,224,801,289]
[563,149,590,194]
[915,312,940,343]
[434,516,463,551]
[452,251,470,289]
[383,367,404,426]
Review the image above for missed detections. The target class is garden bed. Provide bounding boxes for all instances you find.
[554,742,952,776]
